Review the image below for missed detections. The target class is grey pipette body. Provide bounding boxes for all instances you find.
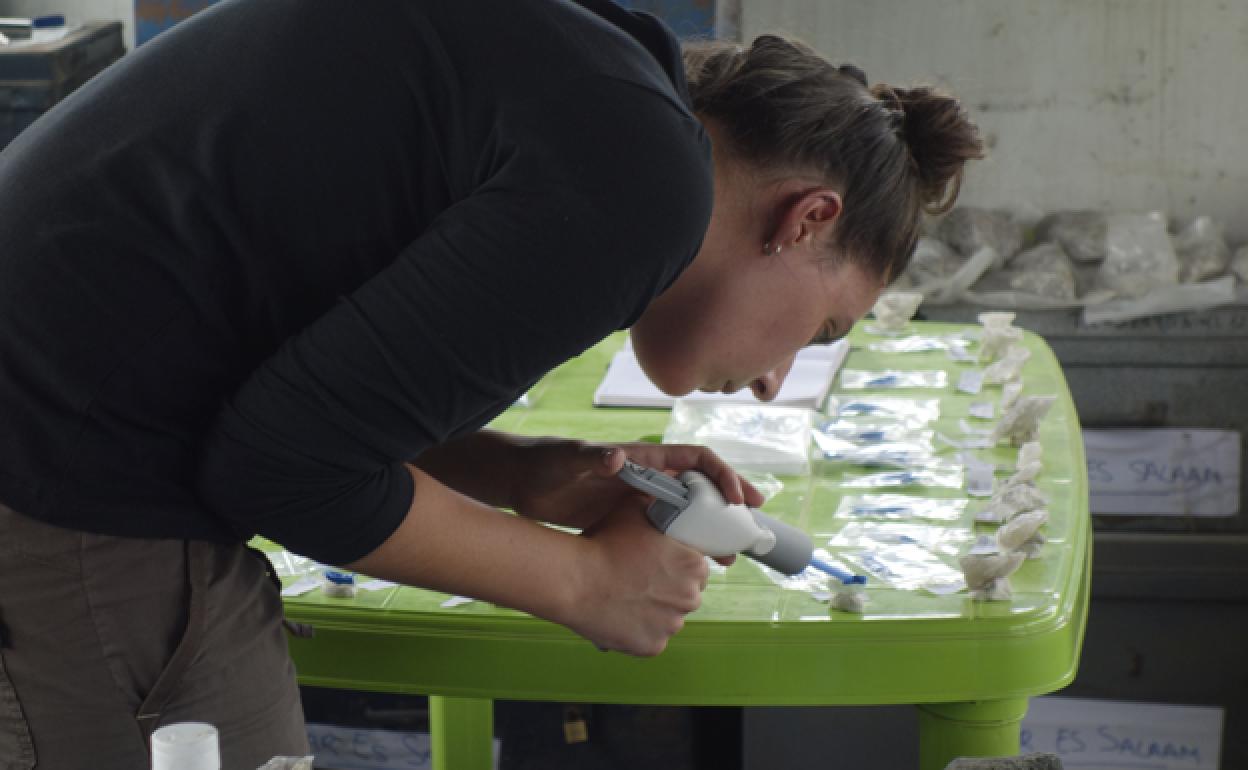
[617,461,814,576]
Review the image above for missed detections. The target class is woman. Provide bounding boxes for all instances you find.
[0,0,982,766]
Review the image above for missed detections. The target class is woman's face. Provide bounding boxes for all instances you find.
[631,236,883,400]
[633,120,884,400]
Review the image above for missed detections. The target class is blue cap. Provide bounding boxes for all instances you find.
[323,569,356,585]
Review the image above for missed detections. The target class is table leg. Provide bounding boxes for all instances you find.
[916,698,1030,770]
[430,695,494,770]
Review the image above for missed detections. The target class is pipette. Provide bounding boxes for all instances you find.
[617,460,866,584]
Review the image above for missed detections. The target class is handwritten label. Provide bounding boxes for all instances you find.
[1021,697,1223,769]
[305,723,500,770]
[1083,429,1240,516]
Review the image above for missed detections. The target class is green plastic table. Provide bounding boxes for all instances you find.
[274,322,1090,770]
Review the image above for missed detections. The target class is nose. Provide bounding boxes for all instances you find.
[750,354,797,402]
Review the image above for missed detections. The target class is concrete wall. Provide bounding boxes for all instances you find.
[741,0,1248,242]
[6,0,1244,241]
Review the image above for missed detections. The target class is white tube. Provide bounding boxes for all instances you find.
[151,722,220,770]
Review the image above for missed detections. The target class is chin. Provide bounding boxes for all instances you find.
[632,347,697,396]
[657,381,695,397]
[639,363,696,397]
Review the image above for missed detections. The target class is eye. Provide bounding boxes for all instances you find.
[809,321,841,346]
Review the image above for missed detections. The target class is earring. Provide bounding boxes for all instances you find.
[763,242,782,256]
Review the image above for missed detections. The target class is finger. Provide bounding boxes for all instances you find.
[703,462,746,505]
[740,478,767,508]
[617,444,752,508]
[686,446,748,505]
[691,551,710,593]
[633,444,747,504]
[596,445,626,476]
[712,554,737,568]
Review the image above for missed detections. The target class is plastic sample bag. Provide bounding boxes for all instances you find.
[1095,212,1179,298]
[997,509,1049,553]
[1173,215,1230,283]
[664,400,813,476]
[839,462,964,490]
[975,481,1048,523]
[991,395,1056,446]
[817,420,930,444]
[898,236,964,289]
[829,520,973,557]
[866,331,975,356]
[982,346,1031,385]
[1081,275,1236,324]
[834,494,968,522]
[826,396,941,426]
[867,291,925,333]
[960,539,1026,601]
[1007,242,1078,301]
[1231,244,1248,283]
[1034,209,1107,261]
[921,246,999,305]
[814,430,936,469]
[978,311,1023,363]
[839,369,948,390]
[842,543,966,594]
[938,206,1024,264]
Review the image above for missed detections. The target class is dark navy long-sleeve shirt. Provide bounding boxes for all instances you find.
[0,0,712,563]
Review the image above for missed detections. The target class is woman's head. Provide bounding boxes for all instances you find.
[631,34,983,400]
[683,34,985,282]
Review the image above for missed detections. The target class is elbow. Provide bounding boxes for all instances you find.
[196,428,414,566]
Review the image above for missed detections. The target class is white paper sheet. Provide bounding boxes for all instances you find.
[593,339,849,409]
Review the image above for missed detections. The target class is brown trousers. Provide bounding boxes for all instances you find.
[0,503,309,770]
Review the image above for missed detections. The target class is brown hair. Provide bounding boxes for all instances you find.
[684,35,984,282]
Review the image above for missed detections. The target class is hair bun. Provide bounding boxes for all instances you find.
[836,64,868,88]
[871,84,984,215]
[682,33,984,282]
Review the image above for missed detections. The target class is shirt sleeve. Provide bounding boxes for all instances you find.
[195,77,712,564]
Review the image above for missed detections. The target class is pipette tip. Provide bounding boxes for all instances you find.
[810,558,867,585]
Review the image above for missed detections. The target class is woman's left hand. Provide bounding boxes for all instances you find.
[509,438,766,532]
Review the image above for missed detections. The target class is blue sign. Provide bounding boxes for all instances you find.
[616,0,715,38]
[134,0,220,45]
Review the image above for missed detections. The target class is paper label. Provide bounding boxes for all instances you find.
[965,464,996,497]
[947,343,976,363]
[1021,697,1223,769]
[957,370,984,395]
[1084,429,1240,516]
[968,402,995,420]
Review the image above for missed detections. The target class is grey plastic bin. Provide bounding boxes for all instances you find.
[0,21,125,150]
[921,303,1248,534]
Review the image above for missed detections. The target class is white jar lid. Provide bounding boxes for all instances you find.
[151,722,221,770]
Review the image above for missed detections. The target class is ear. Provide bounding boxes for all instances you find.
[766,187,843,254]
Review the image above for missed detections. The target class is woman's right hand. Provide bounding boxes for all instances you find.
[562,494,709,657]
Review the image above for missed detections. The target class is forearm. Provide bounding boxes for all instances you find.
[346,462,710,657]
[345,463,584,626]
[412,430,525,508]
